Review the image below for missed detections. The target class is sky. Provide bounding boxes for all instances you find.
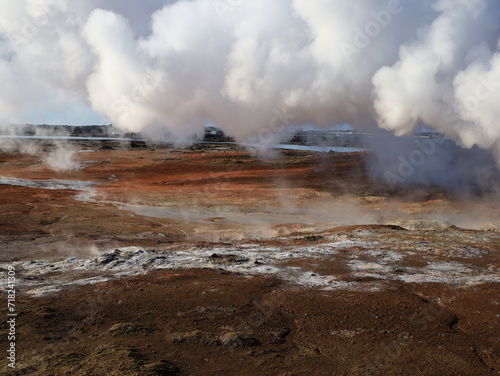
[0,0,499,156]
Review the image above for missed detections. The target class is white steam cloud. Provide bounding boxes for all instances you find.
[0,0,499,159]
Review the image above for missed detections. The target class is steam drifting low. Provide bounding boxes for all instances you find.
[0,0,499,163]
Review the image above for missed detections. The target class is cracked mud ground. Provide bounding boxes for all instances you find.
[0,143,499,375]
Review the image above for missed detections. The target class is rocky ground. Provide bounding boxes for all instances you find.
[0,143,499,375]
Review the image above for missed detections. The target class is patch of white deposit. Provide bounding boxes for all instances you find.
[0,176,98,190]
[4,239,499,296]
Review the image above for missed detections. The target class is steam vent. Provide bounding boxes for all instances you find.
[0,1,499,375]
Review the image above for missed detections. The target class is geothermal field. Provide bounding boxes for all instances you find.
[1,0,500,375]
[0,138,498,375]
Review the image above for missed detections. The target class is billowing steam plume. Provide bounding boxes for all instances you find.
[0,0,499,166]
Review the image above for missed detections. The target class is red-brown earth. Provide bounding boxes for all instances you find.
[0,142,498,375]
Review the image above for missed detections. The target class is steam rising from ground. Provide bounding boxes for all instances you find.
[0,0,500,181]
[0,125,77,171]
[364,133,500,194]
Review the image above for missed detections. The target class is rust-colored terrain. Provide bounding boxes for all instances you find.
[0,143,499,375]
